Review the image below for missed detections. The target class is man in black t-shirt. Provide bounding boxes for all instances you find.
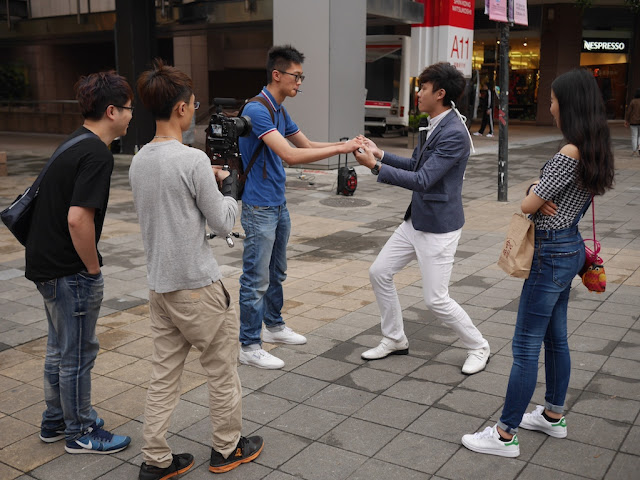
[25,71,134,455]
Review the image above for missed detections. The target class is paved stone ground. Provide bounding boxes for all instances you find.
[0,122,639,480]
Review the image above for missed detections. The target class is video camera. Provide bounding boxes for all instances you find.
[206,97,252,164]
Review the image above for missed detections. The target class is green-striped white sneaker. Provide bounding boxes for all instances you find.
[462,425,520,457]
[519,405,567,438]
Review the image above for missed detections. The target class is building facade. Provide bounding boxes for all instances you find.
[1,0,638,140]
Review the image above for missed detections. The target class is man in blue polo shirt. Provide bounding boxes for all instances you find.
[238,45,360,369]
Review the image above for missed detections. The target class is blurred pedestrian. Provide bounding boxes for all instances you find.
[624,88,640,156]
[473,82,494,137]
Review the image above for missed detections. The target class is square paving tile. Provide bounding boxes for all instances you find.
[335,365,402,394]
[250,426,311,469]
[318,417,400,457]
[352,395,427,429]
[268,404,346,441]
[382,378,451,405]
[0,384,42,415]
[280,442,366,480]
[571,391,640,424]
[407,407,485,442]
[531,438,615,479]
[585,373,640,400]
[566,413,630,450]
[241,392,296,425]
[320,341,367,365]
[237,364,285,391]
[604,452,640,480]
[515,464,589,480]
[435,388,504,418]
[620,425,640,455]
[29,448,123,479]
[437,446,526,479]
[292,357,358,382]
[363,353,426,376]
[409,362,467,385]
[344,458,430,480]
[303,384,375,415]
[373,431,458,475]
[260,372,328,403]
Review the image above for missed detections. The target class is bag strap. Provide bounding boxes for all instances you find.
[590,196,597,251]
[28,132,96,199]
[239,95,280,181]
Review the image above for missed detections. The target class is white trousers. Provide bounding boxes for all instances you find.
[370,220,488,350]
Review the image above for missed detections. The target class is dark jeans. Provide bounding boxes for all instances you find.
[498,227,585,434]
[239,202,290,347]
[37,271,102,439]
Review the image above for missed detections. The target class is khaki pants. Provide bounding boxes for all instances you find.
[142,281,242,468]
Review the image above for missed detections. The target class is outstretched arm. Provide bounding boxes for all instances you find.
[262,130,361,166]
[289,131,348,149]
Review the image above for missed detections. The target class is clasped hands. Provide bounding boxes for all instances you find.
[345,135,381,170]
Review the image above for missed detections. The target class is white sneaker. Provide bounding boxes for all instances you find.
[462,345,490,374]
[461,425,520,458]
[519,405,567,438]
[361,336,409,360]
[473,132,482,136]
[262,326,307,345]
[238,348,284,369]
[486,133,494,138]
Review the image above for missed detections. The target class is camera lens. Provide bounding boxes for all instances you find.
[231,116,252,137]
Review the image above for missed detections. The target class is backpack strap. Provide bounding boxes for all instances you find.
[238,95,280,182]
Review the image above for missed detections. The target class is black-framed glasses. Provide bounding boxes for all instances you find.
[277,70,305,83]
[194,101,200,110]
[113,105,134,112]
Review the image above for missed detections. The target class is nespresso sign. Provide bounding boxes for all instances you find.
[582,39,629,53]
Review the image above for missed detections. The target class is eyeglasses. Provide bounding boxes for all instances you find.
[194,101,200,110]
[277,70,305,83]
[113,105,134,112]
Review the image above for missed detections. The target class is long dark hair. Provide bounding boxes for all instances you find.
[551,69,614,195]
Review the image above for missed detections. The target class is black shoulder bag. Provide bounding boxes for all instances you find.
[1,132,95,245]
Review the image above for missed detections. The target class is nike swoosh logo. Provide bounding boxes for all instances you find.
[76,440,92,449]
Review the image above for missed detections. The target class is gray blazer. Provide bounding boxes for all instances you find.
[378,109,469,234]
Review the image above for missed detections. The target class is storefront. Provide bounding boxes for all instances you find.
[471,6,542,121]
[471,4,637,122]
[580,37,631,119]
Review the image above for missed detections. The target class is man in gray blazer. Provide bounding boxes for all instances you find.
[354,62,490,375]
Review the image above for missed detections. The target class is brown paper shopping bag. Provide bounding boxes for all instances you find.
[498,213,535,279]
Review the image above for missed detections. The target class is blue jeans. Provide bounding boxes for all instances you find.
[239,202,290,347]
[498,226,585,434]
[37,272,102,439]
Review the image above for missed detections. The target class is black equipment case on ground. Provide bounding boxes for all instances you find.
[336,137,357,196]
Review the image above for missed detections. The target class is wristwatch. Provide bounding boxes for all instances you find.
[371,160,381,175]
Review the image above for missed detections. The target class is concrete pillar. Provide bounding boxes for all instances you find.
[0,152,7,177]
[115,0,157,153]
[273,0,366,169]
[536,4,583,126]
[173,34,209,118]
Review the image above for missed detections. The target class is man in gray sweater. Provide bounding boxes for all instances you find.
[130,60,263,480]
